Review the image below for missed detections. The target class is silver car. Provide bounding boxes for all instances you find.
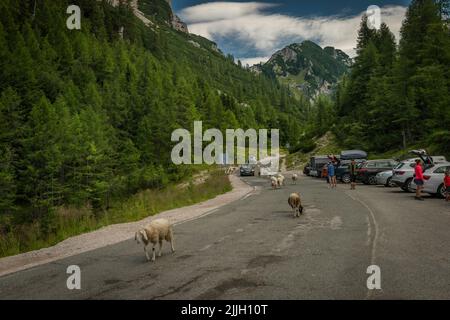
[391,159,417,191]
[375,170,396,187]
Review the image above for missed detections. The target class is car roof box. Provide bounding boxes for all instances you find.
[340,150,367,160]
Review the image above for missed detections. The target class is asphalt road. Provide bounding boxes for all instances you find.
[0,175,449,299]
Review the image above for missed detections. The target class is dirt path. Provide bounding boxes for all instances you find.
[0,175,253,277]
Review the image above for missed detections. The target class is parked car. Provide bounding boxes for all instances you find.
[239,164,255,176]
[375,170,396,187]
[336,159,366,183]
[410,162,450,198]
[309,155,330,178]
[391,159,419,192]
[303,163,311,175]
[335,150,367,183]
[391,151,447,192]
[357,159,398,185]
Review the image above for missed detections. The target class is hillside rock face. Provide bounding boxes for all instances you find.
[252,41,351,99]
[107,0,188,33]
[171,14,189,33]
[164,0,189,33]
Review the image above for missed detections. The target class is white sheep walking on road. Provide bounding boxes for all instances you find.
[292,173,298,184]
[277,174,285,188]
[135,218,175,262]
[271,176,278,189]
[288,193,304,218]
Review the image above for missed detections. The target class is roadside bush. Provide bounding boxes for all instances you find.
[0,169,231,258]
[290,139,317,153]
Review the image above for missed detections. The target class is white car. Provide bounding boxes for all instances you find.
[392,156,447,192]
[375,170,395,187]
[410,162,450,198]
[391,159,418,191]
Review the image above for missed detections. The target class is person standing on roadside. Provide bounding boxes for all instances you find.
[350,159,357,190]
[414,159,425,201]
[444,171,450,202]
[327,161,336,188]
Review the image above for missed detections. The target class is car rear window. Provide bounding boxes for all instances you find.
[376,161,390,168]
[434,166,450,174]
[395,163,404,169]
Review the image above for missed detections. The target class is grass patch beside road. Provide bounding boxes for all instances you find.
[0,169,231,258]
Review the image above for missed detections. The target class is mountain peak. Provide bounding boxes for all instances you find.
[253,41,351,99]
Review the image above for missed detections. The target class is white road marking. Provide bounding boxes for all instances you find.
[241,193,254,201]
[344,191,381,299]
[173,208,219,227]
[365,216,372,246]
[199,244,212,252]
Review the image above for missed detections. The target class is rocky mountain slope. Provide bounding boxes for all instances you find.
[107,0,188,33]
[251,41,352,99]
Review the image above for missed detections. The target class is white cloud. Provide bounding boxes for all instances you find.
[238,56,271,66]
[179,2,407,64]
[181,2,278,23]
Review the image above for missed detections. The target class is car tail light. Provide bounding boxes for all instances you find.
[423,175,431,180]
[395,171,405,175]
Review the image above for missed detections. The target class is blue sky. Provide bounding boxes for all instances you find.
[173,0,410,65]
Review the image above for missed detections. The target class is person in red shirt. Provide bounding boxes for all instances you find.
[414,159,424,201]
[444,171,450,202]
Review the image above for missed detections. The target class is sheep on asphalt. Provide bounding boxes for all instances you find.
[271,176,278,189]
[135,218,175,262]
[292,173,298,184]
[288,193,304,218]
[277,174,285,187]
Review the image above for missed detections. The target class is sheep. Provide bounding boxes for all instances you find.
[271,176,278,189]
[277,174,285,187]
[292,173,298,184]
[288,193,304,218]
[135,218,175,262]
[226,166,237,175]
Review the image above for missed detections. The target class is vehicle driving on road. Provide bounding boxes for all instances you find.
[239,164,255,176]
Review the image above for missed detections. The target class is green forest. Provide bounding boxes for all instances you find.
[0,0,310,255]
[333,0,450,156]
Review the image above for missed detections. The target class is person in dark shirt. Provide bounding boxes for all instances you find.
[349,159,357,190]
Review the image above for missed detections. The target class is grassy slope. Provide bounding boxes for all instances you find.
[286,132,341,170]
